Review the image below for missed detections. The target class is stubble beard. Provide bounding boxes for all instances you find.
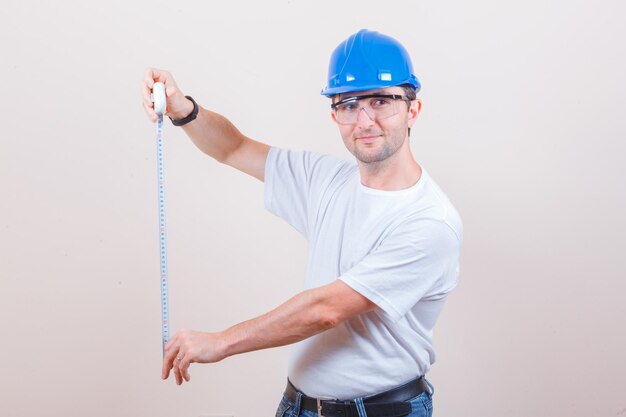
[353,141,395,163]
[349,129,407,165]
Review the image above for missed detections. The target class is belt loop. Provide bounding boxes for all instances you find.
[292,391,303,417]
[354,397,368,417]
[423,377,435,397]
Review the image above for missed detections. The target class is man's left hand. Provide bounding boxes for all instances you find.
[162,328,226,385]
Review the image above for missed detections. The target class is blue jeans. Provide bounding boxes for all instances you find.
[275,378,434,417]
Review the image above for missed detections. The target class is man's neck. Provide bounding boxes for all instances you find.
[358,146,422,191]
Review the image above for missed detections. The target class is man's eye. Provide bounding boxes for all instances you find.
[339,102,359,112]
[371,99,391,108]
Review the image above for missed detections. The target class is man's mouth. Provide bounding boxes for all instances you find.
[355,134,382,144]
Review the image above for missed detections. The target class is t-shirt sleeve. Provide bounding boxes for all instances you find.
[339,219,462,323]
[264,147,345,239]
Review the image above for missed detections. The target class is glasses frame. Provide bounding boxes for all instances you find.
[330,93,410,110]
[330,94,412,125]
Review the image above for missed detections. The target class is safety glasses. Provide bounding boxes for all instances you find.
[331,94,410,125]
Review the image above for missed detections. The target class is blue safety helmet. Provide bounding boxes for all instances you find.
[321,29,421,96]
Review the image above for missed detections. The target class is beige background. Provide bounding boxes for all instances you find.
[1,1,625,416]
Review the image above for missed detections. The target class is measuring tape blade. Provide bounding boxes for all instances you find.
[156,109,170,356]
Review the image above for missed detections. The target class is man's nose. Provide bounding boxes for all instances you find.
[355,106,375,127]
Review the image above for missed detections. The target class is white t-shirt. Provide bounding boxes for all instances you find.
[264,147,463,399]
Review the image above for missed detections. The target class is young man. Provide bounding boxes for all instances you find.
[141,29,462,417]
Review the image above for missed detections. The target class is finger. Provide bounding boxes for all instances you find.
[162,354,173,380]
[165,85,178,97]
[142,99,154,114]
[144,76,155,90]
[142,85,154,105]
[162,362,172,380]
[141,71,154,90]
[143,93,154,109]
[154,69,171,86]
[179,355,191,382]
[164,336,176,352]
[144,68,158,88]
[161,358,171,380]
[172,349,185,384]
[161,341,178,378]
[141,75,156,119]
[173,356,183,385]
[143,100,158,123]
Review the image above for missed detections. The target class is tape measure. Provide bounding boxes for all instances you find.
[153,82,170,355]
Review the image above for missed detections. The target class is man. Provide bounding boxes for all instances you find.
[141,29,462,417]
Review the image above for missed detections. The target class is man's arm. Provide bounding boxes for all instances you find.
[142,68,270,181]
[180,106,270,181]
[162,280,376,385]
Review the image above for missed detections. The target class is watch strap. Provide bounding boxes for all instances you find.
[169,96,198,126]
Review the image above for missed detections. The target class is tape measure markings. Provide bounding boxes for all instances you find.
[156,113,171,356]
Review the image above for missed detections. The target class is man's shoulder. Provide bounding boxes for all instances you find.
[270,146,356,180]
[401,170,463,242]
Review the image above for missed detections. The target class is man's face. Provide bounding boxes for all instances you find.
[331,87,421,164]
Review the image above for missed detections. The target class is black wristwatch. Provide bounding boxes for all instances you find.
[169,96,199,126]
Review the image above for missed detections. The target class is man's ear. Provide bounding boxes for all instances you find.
[407,99,422,128]
[331,111,338,123]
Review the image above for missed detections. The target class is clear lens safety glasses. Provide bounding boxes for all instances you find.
[331,94,410,125]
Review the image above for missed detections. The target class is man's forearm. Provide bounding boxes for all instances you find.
[217,286,338,359]
[178,105,246,164]
[217,280,376,359]
[172,101,269,181]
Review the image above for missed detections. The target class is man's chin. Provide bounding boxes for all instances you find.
[354,150,387,164]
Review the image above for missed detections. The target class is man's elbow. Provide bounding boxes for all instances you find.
[314,306,343,331]
[309,282,377,331]
[314,301,374,331]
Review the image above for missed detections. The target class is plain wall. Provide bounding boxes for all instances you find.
[1,1,625,416]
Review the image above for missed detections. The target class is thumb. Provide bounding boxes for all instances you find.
[166,85,178,97]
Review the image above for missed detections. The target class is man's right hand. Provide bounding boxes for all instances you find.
[141,68,194,123]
